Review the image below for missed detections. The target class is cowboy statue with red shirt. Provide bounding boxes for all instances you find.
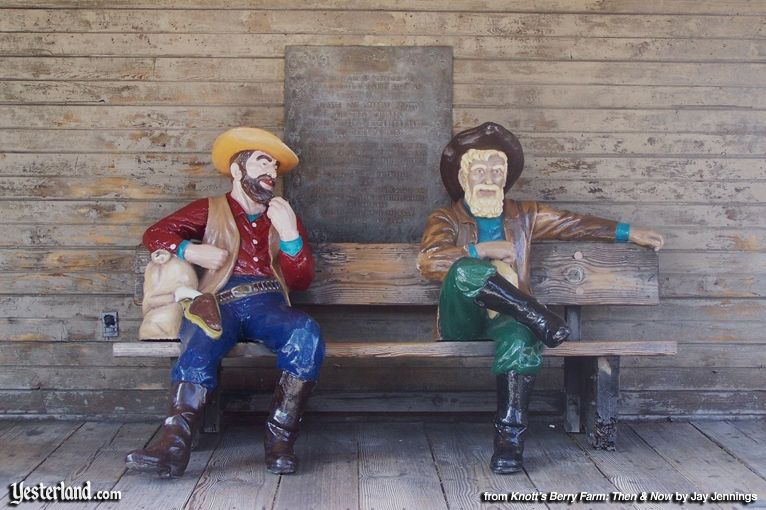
[126,127,324,477]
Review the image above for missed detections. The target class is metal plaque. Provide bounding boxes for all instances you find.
[284,46,453,242]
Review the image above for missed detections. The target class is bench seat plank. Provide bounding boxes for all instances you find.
[113,340,676,359]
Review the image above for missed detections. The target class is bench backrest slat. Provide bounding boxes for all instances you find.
[135,242,658,306]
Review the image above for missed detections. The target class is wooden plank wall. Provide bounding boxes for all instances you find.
[0,1,763,420]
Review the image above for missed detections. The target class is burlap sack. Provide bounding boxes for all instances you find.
[139,249,198,340]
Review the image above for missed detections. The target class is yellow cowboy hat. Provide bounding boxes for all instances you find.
[211,127,299,176]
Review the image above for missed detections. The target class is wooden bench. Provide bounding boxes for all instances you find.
[113,241,676,450]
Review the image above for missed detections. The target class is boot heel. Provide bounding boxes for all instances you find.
[167,463,185,478]
[191,428,200,450]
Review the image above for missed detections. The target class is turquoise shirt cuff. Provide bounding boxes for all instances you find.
[280,237,303,257]
[615,223,631,243]
[466,243,480,258]
[177,240,191,260]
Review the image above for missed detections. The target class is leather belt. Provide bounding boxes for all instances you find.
[216,279,283,304]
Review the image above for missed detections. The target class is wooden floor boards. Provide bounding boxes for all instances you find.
[0,421,81,503]
[631,422,766,503]
[426,421,545,510]
[273,421,359,510]
[0,418,762,510]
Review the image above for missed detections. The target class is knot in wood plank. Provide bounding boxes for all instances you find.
[564,265,586,284]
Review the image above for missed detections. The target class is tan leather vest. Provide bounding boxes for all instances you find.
[198,195,290,303]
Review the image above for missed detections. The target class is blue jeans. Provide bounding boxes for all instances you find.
[171,276,325,388]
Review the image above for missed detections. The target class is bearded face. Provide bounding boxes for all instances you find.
[466,181,505,217]
[240,172,275,204]
[459,151,508,218]
[231,150,278,205]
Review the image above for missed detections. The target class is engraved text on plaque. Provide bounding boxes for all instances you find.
[284,46,453,242]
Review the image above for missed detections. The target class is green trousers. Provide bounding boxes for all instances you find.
[438,258,543,375]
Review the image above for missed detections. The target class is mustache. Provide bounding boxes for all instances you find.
[473,184,502,192]
[472,184,503,200]
[241,173,275,204]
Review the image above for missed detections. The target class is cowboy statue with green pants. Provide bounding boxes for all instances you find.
[417,123,664,474]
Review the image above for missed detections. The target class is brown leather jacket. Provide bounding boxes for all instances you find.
[417,199,618,294]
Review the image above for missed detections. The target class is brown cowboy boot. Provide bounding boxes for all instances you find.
[125,381,208,478]
[181,293,222,339]
[475,274,570,348]
[490,371,536,474]
[264,371,315,475]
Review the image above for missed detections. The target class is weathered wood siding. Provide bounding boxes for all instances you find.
[1,1,763,419]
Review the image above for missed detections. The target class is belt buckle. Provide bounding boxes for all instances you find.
[230,284,253,298]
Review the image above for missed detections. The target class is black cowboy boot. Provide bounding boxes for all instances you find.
[490,371,536,474]
[264,371,315,475]
[125,381,208,478]
[475,274,570,348]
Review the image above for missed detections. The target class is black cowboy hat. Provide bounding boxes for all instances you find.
[440,122,524,202]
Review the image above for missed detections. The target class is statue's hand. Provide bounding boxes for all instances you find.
[629,227,664,251]
[475,241,516,266]
[183,243,229,270]
[266,197,300,241]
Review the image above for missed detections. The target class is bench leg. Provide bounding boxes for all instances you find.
[585,355,620,450]
[202,365,223,434]
[564,358,585,433]
[563,306,584,433]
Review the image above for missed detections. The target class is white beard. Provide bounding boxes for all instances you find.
[465,184,504,217]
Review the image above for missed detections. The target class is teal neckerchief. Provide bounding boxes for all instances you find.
[464,202,505,242]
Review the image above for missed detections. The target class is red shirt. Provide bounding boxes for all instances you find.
[143,193,314,291]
